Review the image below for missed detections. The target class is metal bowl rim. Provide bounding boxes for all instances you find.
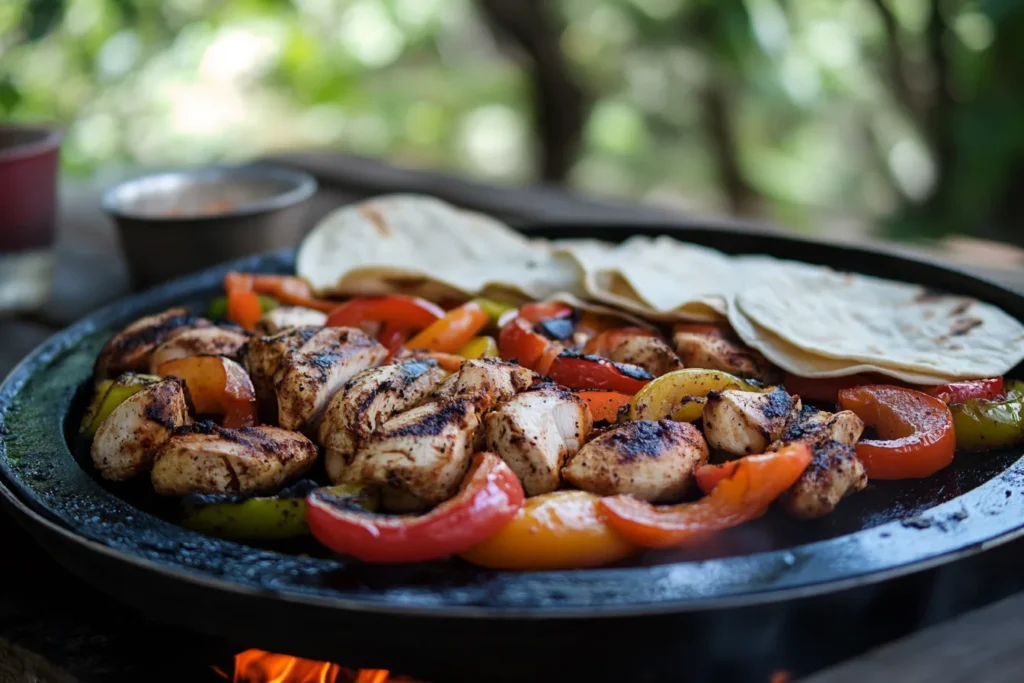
[100,164,318,223]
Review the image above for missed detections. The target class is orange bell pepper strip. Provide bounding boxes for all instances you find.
[694,460,740,496]
[406,301,490,353]
[156,356,257,428]
[250,274,338,313]
[459,490,636,570]
[599,443,813,549]
[306,452,524,563]
[226,290,263,330]
[577,390,631,423]
[837,385,955,479]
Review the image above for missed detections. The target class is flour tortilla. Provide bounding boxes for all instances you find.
[553,236,733,321]
[297,194,581,301]
[726,303,958,384]
[735,268,1024,380]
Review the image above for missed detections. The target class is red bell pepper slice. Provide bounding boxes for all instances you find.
[406,301,490,353]
[924,378,1004,405]
[781,373,898,404]
[577,390,631,423]
[838,385,956,480]
[378,321,414,352]
[498,316,560,370]
[519,301,573,324]
[599,443,813,549]
[305,452,524,563]
[249,274,338,313]
[547,351,652,394]
[582,327,659,358]
[325,296,445,332]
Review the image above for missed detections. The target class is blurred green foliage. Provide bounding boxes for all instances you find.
[2,0,1022,243]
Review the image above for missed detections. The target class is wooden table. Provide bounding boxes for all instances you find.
[3,151,1024,682]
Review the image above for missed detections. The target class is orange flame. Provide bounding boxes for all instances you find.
[226,649,418,683]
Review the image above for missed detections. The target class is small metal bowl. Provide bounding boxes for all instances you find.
[103,164,317,289]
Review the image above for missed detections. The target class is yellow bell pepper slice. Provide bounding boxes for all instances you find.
[80,373,162,439]
[471,297,517,325]
[458,335,499,359]
[628,368,764,422]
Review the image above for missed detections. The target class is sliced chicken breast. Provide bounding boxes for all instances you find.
[484,385,593,495]
[562,420,708,502]
[772,405,868,519]
[702,387,801,456]
[450,358,535,410]
[90,378,190,481]
[673,330,778,383]
[241,326,320,414]
[94,308,210,378]
[607,336,683,377]
[148,326,251,373]
[345,396,484,512]
[255,306,328,335]
[320,359,447,483]
[151,422,317,496]
[780,441,867,519]
[274,327,389,430]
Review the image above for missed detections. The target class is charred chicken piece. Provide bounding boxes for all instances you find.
[484,384,593,496]
[319,359,447,483]
[773,405,868,519]
[241,326,319,416]
[148,326,251,373]
[90,378,190,481]
[562,420,708,502]
[673,328,778,383]
[94,307,211,379]
[254,306,328,335]
[450,358,535,410]
[151,422,318,496]
[344,396,484,512]
[607,336,683,377]
[242,326,388,430]
[702,387,801,456]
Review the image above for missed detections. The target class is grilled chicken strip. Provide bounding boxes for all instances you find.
[255,306,328,335]
[91,378,190,481]
[243,326,388,430]
[320,359,447,483]
[673,329,778,383]
[607,336,683,377]
[449,358,535,409]
[151,422,317,496]
[562,420,708,502]
[94,308,211,378]
[772,405,868,519]
[147,326,251,373]
[702,387,801,455]
[484,385,593,495]
[241,326,319,417]
[345,396,484,512]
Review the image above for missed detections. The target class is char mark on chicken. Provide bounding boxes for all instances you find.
[562,419,708,502]
[484,384,593,495]
[702,386,801,455]
[95,307,211,379]
[319,359,447,483]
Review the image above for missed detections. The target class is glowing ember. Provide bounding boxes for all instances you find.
[221,649,421,683]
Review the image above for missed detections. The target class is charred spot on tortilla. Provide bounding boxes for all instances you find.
[358,204,391,236]
[949,300,973,317]
[948,317,984,338]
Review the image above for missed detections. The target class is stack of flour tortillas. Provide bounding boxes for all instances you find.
[297,194,1024,384]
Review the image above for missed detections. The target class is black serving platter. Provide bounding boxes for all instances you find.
[1,222,1023,683]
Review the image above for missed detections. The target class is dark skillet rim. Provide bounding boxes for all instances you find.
[2,226,1024,620]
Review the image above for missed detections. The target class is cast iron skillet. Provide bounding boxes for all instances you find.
[2,222,1023,682]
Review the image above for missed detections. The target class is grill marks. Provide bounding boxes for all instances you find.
[94,308,211,378]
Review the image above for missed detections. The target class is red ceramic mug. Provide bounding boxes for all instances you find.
[0,124,62,313]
